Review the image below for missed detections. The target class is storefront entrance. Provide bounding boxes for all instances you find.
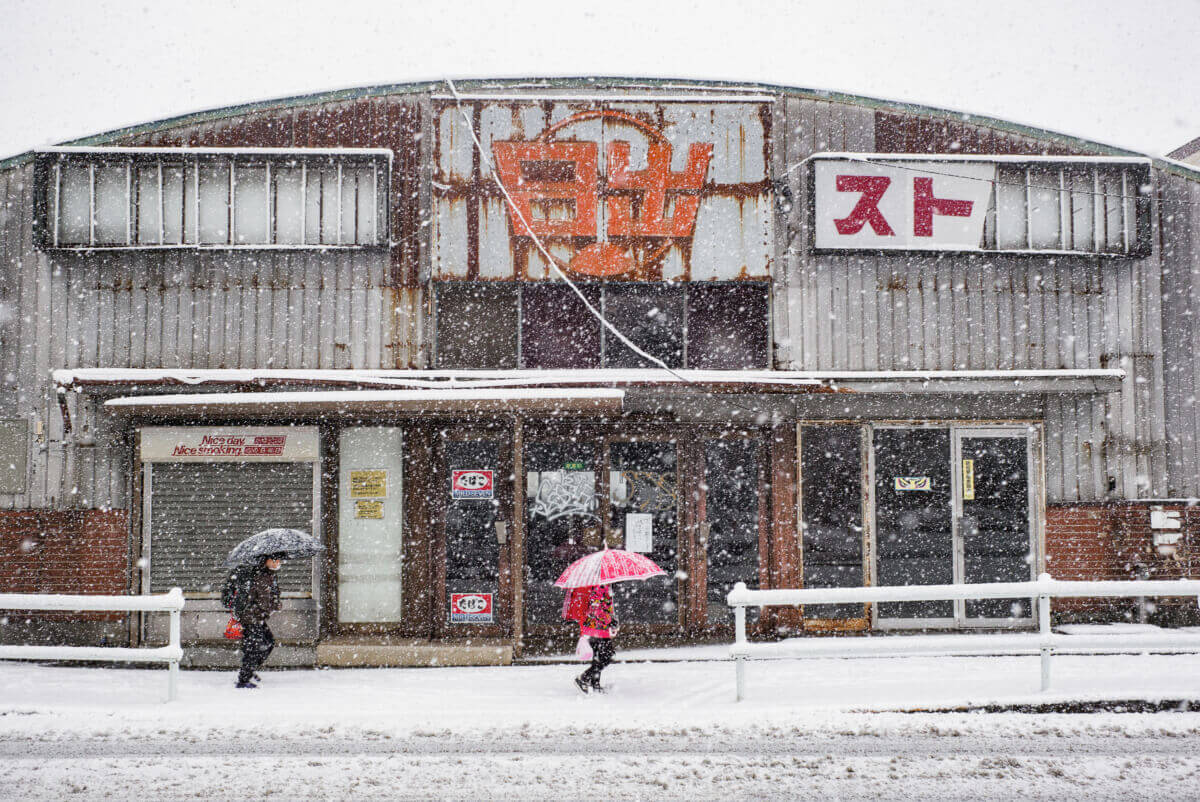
[872,425,1039,629]
[522,425,765,643]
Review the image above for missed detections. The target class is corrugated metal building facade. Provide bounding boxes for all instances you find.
[1,78,1197,664]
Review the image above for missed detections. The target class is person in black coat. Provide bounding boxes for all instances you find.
[234,553,284,688]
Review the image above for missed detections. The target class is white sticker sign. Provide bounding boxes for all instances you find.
[625,513,653,553]
[814,159,996,251]
[140,426,319,462]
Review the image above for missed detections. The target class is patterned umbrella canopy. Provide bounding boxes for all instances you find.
[223,528,324,567]
[554,547,666,588]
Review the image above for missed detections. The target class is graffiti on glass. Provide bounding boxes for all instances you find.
[611,470,677,512]
[530,471,597,522]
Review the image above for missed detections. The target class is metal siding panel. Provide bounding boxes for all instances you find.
[1009,259,1029,370]
[1116,259,1138,496]
[935,259,953,369]
[1026,265,1044,370]
[846,256,864,370]
[832,256,849,369]
[1142,250,1170,495]
[131,285,148,368]
[1045,397,1066,503]
[920,257,937,371]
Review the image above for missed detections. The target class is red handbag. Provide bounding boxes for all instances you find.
[223,616,243,640]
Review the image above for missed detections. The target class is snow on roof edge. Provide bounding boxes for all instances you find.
[55,367,1124,391]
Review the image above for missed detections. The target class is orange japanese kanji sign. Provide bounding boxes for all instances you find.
[492,110,713,278]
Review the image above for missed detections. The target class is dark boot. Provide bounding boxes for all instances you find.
[574,674,591,694]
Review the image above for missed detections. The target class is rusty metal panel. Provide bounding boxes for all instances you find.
[432,100,772,282]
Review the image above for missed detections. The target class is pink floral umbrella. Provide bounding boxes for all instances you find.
[554,547,666,588]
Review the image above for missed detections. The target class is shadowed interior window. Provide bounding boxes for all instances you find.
[603,283,684,369]
[521,283,601,369]
[686,283,769,370]
[435,283,519,369]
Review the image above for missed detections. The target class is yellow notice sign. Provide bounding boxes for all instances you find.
[350,470,387,498]
[962,459,975,501]
[354,499,384,519]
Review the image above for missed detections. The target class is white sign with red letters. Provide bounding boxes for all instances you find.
[814,159,996,251]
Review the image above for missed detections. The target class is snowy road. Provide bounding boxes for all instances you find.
[2,653,1200,799]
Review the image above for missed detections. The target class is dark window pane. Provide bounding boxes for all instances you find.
[603,284,684,368]
[444,441,500,601]
[801,425,865,620]
[435,284,519,369]
[873,428,954,620]
[686,284,769,369]
[704,438,761,627]
[521,283,601,369]
[524,440,601,628]
[608,441,677,626]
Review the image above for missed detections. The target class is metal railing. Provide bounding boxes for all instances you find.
[727,574,1200,702]
[0,588,185,702]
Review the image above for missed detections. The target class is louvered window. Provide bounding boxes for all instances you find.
[37,148,390,249]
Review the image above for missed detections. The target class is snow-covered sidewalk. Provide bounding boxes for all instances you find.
[2,652,1200,800]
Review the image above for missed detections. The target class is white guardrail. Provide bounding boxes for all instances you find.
[727,574,1200,702]
[0,588,185,702]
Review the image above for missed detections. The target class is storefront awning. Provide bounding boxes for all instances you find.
[56,367,1122,395]
[103,388,625,419]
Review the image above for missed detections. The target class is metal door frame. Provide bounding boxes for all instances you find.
[602,427,686,637]
[870,421,1042,631]
[433,424,516,641]
[951,425,1041,629]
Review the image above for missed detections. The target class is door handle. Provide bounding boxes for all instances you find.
[494,521,508,544]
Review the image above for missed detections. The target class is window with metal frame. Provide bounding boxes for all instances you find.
[36,148,391,249]
[434,281,769,370]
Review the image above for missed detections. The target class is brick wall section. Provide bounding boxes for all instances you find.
[1046,503,1199,623]
[0,509,129,621]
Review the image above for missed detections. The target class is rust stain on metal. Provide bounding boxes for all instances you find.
[433,99,772,284]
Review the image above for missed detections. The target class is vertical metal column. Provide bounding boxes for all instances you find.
[1038,573,1052,692]
[167,587,182,702]
[733,582,747,702]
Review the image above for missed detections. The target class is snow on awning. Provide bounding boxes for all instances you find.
[55,368,1123,395]
[103,388,625,419]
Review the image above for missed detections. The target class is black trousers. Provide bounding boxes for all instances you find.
[238,622,275,683]
[580,637,615,686]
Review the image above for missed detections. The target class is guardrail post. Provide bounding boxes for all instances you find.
[1038,573,1052,692]
[167,587,182,702]
[732,582,748,702]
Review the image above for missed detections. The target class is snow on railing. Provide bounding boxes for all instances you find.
[0,589,185,702]
[726,574,1200,702]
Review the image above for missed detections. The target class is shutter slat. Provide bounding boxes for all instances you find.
[149,462,315,594]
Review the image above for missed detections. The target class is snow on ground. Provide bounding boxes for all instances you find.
[2,651,1200,800]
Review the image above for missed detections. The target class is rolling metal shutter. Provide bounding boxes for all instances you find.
[148,461,315,595]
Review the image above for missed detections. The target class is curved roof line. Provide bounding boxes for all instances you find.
[2,76,1194,179]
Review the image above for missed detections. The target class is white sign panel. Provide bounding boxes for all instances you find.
[140,426,319,462]
[625,513,653,553]
[814,159,996,251]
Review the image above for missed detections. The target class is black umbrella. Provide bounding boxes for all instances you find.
[223,528,324,567]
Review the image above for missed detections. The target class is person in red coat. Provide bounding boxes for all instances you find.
[563,584,617,693]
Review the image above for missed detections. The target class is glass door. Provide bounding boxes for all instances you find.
[606,437,680,632]
[523,431,603,638]
[436,429,514,639]
[872,425,1038,629]
[699,436,764,629]
[955,429,1037,624]
[872,427,956,626]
